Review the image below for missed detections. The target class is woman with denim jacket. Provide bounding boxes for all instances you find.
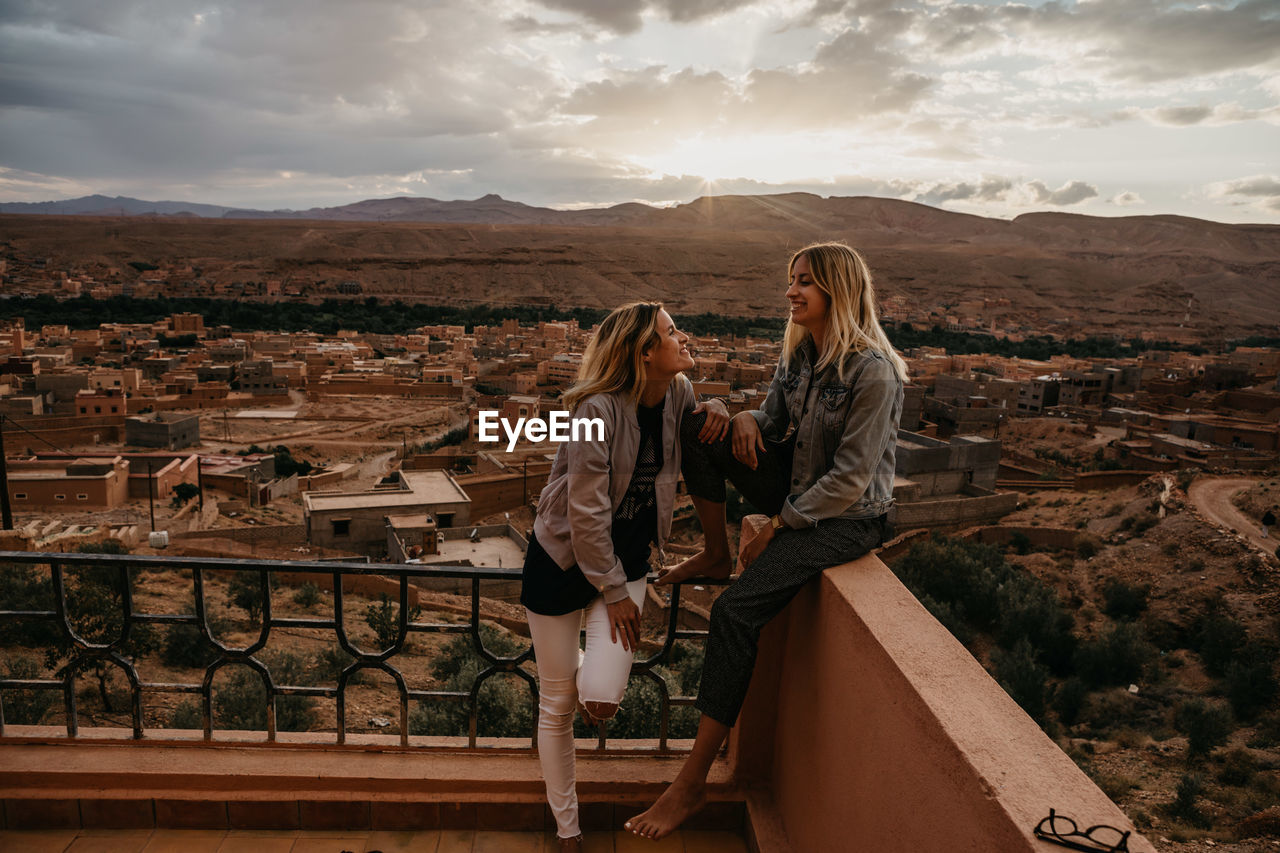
[521,301,728,852]
[627,242,908,840]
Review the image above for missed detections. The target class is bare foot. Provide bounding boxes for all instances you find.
[655,550,732,586]
[624,779,707,840]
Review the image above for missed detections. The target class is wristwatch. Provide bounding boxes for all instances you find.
[769,514,785,531]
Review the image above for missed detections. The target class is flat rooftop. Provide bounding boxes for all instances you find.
[427,534,526,570]
[304,470,470,512]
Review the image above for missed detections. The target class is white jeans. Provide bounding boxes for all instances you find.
[526,577,646,839]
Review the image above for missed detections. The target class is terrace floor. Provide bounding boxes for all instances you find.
[0,828,749,853]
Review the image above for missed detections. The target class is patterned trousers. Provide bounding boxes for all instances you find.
[680,412,891,727]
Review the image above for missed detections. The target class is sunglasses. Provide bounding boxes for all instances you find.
[1033,809,1131,852]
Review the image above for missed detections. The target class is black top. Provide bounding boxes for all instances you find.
[1264,510,1276,526]
[521,399,664,616]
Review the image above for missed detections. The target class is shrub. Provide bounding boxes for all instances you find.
[226,571,277,623]
[363,594,423,651]
[1009,532,1032,555]
[168,700,202,729]
[0,655,55,725]
[1217,748,1257,786]
[894,535,1078,672]
[1175,699,1234,761]
[317,645,367,685]
[1224,645,1278,720]
[409,626,533,738]
[1054,677,1089,727]
[1168,773,1208,826]
[0,565,60,648]
[1247,712,1280,749]
[1132,513,1158,534]
[1192,612,1248,677]
[1073,622,1156,688]
[1075,534,1102,559]
[162,623,217,669]
[995,577,1077,674]
[212,652,316,732]
[292,582,321,609]
[992,638,1051,724]
[1102,579,1150,621]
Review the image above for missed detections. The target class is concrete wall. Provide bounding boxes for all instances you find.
[453,464,552,518]
[172,525,307,546]
[893,491,1020,531]
[735,554,1156,853]
[896,431,1001,494]
[1073,470,1151,490]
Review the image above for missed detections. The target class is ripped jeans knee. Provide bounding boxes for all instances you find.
[580,700,619,724]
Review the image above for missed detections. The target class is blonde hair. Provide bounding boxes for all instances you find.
[781,242,909,383]
[562,302,665,412]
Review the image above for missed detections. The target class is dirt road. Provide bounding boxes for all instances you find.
[1187,476,1275,557]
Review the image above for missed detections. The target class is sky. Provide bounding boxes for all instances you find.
[0,0,1277,222]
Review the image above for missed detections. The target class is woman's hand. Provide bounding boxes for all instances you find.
[692,399,729,443]
[731,411,766,469]
[739,523,775,571]
[607,597,641,651]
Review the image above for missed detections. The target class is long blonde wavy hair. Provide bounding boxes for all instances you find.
[781,242,909,383]
[562,301,665,412]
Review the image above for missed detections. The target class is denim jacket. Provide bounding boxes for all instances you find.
[532,375,695,604]
[749,340,903,528]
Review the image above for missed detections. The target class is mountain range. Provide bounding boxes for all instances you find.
[2,192,1277,339]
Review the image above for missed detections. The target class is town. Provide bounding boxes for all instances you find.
[2,293,1278,849]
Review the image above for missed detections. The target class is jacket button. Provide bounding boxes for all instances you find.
[796,440,804,449]
[792,478,800,485]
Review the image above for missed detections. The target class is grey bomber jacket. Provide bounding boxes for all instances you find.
[751,340,903,528]
[532,374,696,604]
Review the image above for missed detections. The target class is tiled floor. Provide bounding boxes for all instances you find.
[0,829,749,853]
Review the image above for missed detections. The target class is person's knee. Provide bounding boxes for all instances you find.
[582,700,618,721]
[710,591,744,623]
[539,678,577,717]
[680,409,709,443]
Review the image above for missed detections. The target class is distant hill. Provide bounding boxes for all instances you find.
[0,194,238,218]
[1,192,1277,339]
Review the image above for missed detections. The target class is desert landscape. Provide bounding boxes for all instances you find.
[4,192,1279,341]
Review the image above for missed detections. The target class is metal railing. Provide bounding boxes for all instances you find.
[0,551,718,752]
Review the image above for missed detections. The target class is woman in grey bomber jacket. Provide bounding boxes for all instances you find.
[519,302,728,852]
[628,242,910,841]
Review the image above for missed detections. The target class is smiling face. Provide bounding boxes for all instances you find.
[786,253,831,334]
[643,309,694,380]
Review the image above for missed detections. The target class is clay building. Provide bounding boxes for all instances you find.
[303,470,472,557]
[125,413,201,450]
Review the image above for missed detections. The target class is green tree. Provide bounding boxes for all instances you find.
[53,545,160,711]
[170,482,200,507]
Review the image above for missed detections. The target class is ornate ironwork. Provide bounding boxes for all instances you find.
[0,551,719,752]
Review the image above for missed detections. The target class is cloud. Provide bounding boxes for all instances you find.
[1117,102,1280,126]
[1207,174,1280,211]
[530,0,758,34]
[1027,180,1098,206]
[913,177,1098,208]
[1110,191,1145,207]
